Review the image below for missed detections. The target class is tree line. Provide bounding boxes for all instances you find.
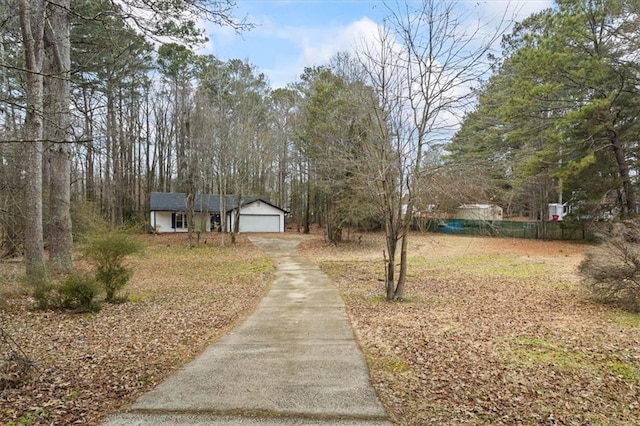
[2,0,639,300]
[447,0,640,224]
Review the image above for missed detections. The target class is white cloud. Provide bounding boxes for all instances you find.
[245,17,383,87]
[300,17,380,65]
[196,1,554,89]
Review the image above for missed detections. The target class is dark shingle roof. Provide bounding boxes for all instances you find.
[150,192,285,213]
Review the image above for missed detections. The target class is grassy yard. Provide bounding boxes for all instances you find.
[1,232,639,425]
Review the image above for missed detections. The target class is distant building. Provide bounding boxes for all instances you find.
[455,204,503,221]
[548,203,567,221]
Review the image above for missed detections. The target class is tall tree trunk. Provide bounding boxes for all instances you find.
[218,192,226,247]
[114,88,125,223]
[186,190,195,248]
[609,128,635,216]
[303,162,310,234]
[105,87,116,221]
[20,0,47,284]
[278,130,288,207]
[395,223,409,300]
[81,88,95,201]
[384,219,397,301]
[157,108,166,191]
[231,192,242,243]
[44,0,73,273]
[145,89,155,200]
[325,197,333,242]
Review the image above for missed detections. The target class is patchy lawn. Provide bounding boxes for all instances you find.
[0,234,272,425]
[2,232,639,425]
[299,233,640,425]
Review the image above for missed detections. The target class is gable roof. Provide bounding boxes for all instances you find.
[240,198,289,214]
[150,192,286,213]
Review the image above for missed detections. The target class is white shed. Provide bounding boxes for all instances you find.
[455,204,503,221]
[548,203,566,221]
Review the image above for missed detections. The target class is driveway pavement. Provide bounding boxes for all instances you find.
[103,238,391,425]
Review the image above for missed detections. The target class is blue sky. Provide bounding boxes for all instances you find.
[200,1,554,88]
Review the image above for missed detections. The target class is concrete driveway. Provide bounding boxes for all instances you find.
[103,238,391,425]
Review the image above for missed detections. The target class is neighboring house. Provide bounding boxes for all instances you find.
[149,192,287,233]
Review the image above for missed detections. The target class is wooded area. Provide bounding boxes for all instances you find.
[447,0,640,222]
[2,0,640,299]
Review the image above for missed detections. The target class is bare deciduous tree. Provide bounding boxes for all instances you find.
[357,0,509,300]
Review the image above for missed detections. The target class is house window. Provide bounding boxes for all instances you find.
[210,213,221,232]
[174,213,188,229]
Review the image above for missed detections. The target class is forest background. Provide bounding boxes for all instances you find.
[2,0,640,298]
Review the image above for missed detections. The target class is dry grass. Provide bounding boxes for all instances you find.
[2,231,639,425]
[299,233,640,425]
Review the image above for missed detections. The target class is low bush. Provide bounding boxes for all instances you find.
[95,265,130,303]
[578,220,640,312]
[83,230,142,303]
[57,273,101,312]
[31,281,55,311]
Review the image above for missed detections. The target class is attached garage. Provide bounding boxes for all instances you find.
[229,199,286,233]
[239,215,280,233]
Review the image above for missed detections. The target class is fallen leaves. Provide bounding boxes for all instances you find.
[0,234,271,425]
[3,232,639,425]
[299,233,640,425]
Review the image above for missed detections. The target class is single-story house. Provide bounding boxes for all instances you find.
[150,192,287,233]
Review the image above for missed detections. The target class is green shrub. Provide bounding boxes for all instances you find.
[95,265,131,303]
[578,220,640,312]
[21,261,52,310]
[57,273,101,312]
[31,283,56,311]
[83,231,142,303]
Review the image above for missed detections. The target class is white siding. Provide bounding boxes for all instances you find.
[228,200,285,233]
[151,199,285,233]
[150,211,212,233]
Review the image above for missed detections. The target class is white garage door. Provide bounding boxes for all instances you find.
[239,214,280,233]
